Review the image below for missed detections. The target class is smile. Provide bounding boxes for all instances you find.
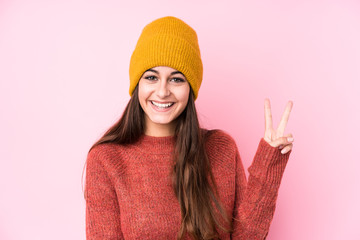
[151,101,175,108]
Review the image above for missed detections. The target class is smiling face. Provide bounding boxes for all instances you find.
[138,66,190,136]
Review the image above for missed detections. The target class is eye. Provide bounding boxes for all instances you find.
[144,75,157,81]
[171,78,185,83]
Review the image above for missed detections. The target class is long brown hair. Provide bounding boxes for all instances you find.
[82,84,232,239]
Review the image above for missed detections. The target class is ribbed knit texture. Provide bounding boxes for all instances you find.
[129,16,203,100]
[85,129,291,239]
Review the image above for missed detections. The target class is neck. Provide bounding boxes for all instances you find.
[144,120,177,137]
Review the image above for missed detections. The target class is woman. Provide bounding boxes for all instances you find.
[84,16,294,240]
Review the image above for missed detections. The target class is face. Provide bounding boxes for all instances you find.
[138,66,190,135]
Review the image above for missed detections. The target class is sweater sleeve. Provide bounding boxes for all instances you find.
[85,146,124,240]
[231,138,291,240]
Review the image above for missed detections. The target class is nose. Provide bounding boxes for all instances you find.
[156,79,170,98]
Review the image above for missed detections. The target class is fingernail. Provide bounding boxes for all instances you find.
[281,148,287,154]
[287,137,294,142]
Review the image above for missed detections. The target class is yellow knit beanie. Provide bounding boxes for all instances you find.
[129,16,203,100]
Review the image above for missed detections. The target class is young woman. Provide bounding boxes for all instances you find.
[84,16,294,240]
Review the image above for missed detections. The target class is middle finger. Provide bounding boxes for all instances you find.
[277,101,293,136]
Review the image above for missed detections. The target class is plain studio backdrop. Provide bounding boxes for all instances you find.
[0,0,359,239]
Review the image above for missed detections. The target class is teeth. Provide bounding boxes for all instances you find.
[151,101,174,108]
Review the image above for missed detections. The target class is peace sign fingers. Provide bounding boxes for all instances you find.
[263,98,294,149]
[277,101,293,136]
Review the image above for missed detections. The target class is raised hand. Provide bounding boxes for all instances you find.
[263,98,294,154]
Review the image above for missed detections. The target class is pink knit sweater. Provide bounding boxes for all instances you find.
[85,129,291,239]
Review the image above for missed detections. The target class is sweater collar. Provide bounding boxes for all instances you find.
[134,134,176,155]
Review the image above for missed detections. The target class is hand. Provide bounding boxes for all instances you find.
[263,98,294,154]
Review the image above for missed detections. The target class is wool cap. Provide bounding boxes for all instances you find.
[129,16,203,100]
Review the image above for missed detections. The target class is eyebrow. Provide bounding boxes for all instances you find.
[145,68,184,76]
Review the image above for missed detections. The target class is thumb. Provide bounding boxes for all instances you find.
[271,133,294,148]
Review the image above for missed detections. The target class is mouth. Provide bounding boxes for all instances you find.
[151,101,175,108]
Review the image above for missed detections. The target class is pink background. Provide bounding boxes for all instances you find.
[1,0,359,239]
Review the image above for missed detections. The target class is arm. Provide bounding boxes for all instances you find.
[85,147,124,240]
[231,138,291,240]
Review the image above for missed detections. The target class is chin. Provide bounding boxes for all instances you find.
[152,119,173,125]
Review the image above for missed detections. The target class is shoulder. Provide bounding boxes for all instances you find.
[201,129,240,172]
[88,142,119,158]
[86,142,123,168]
[202,128,237,146]
[201,128,238,155]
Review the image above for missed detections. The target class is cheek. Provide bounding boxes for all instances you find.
[174,85,190,103]
[138,82,149,102]
[137,87,148,112]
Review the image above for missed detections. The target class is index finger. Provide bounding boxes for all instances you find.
[277,100,293,136]
[264,98,273,131]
